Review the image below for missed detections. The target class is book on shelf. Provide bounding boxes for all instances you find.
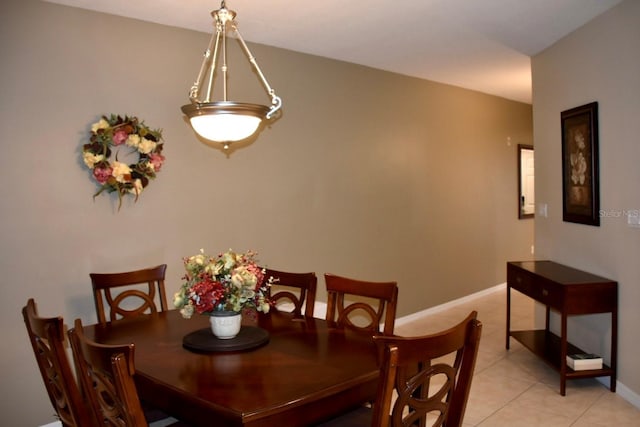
[566,353,603,371]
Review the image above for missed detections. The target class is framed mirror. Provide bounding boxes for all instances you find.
[518,144,534,219]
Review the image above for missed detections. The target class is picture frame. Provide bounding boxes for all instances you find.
[561,102,599,226]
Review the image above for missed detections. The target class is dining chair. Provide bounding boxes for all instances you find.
[22,298,94,427]
[324,273,398,336]
[319,311,482,427]
[68,318,191,427]
[90,264,168,324]
[264,267,317,317]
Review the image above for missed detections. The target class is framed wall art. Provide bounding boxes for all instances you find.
[561,102,599,226]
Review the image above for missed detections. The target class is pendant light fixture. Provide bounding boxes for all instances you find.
[181,1,282,150]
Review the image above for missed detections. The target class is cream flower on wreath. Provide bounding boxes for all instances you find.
[82,114,165,210]
[111,161,132,183]
[138,138,157,154]
[126,134,141,148]
[91,118,109,133]
[82,152,104,169]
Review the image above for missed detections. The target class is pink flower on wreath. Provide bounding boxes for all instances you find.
[112,129,129,146]
[93,166,113,184]
[148,153,165,171]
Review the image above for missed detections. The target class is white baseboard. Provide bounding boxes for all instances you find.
[395,283,506,327]
[40,422,61,427]
[315,283,507,327]
[599,378,640,409]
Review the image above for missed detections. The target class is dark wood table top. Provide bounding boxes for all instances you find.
[83,310,379,427]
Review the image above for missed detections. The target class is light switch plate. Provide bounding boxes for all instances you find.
[538,203,548,218]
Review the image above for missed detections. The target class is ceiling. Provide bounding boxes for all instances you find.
[43,0,623,104]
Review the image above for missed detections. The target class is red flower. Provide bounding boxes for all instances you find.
[191,278,225,314]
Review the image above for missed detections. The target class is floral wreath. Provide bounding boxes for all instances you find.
[82,114,165,208]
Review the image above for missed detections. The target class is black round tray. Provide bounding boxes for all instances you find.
[182,326,269,353]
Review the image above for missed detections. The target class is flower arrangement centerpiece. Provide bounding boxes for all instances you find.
[82,114,165,209]
[173,249,272,320]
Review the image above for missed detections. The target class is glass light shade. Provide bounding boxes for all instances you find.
[181,102,269,143]
[190,114,262,142]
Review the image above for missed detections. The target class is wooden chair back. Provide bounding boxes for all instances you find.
[264,268,317,317]
[68,318,148,427]
[324,273,398,336]
[372,311,482,427]
[21,298,94,427]
[90,264,168,324]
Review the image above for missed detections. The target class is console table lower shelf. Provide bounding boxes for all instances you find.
[510,330,615,380]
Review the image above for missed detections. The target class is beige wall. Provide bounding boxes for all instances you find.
[1,1,533,425]
[532,0,640,404]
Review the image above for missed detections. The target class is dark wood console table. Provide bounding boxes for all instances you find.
[506,260,617,395]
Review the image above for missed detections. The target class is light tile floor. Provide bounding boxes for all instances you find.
[394,289,640,427]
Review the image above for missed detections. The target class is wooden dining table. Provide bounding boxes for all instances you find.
[83,309,380,426]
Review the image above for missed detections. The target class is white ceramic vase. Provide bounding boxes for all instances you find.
[209,311,242,339]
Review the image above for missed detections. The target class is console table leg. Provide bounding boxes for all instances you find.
[506,286,511,350]
[560,314,568,396]
[611,310,618,392]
